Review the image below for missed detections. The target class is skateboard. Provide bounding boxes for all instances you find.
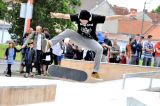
[48,65,88,82]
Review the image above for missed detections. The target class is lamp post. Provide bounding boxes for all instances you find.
[141,2,146,36]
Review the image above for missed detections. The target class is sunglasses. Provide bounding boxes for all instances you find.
[28,42,33,45]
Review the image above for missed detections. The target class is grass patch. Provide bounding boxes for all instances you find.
[139,59,154,67]
[0,44,21,61]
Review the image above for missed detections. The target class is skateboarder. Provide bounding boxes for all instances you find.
[43,10,134,79]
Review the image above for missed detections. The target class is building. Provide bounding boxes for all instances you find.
[0,20,11,43]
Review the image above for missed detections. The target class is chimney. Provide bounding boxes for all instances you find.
[130,8,137,15]
[113,5,117,7]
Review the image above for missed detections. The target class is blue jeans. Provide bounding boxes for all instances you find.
[142,57,152,66]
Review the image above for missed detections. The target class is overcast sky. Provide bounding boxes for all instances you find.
[107,0,160,12]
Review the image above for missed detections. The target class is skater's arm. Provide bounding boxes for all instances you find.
[50,12,70,20]
[105,13,135,21]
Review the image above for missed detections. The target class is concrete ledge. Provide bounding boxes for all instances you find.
[127,91,160,106]
[0,77,56,106]
[61,59,160,81]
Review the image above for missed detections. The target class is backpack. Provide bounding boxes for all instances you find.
[84,50,95,61]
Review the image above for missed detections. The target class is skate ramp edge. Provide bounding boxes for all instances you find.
[61,59,160,81]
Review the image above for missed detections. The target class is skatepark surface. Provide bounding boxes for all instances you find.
[1,76,159,106]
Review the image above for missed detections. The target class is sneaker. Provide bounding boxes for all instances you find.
[91,72,103,81]
[24,73,29,78]
[5,74,11,77]
[20,70,25,74]
[42,39,49,53]
[29,73,34,77]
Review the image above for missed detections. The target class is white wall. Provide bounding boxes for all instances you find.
[90,1,115,16]
[90,0,119,33]
[0,29,11,43]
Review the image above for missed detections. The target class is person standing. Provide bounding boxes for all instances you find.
[101,32,112,62]
[154,40,160,67]
[97,31,104,44]
[126,38,132,64]
[130,35,139,65]
[52,41,64,65]
[42,47,53,76]
[43,10,135,79]
[24,41,35,78]
[43,28,50,39]
[120,51,127,64]
[19,28,33,74]
[22,26,46,75]
[137,35,144,65]
[109,40,120,63]
[4,41,21,77]
[143,35,154,66]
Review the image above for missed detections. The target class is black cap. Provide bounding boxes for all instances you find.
[148,35,152,39]
[79,10,91,20]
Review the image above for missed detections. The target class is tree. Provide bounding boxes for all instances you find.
[155,5,160,13]
[0,0,7,19]
[6,0,81,41]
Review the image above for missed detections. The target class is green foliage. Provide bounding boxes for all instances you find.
[155,5,160,13]
[6,0,81,42]
[0,0,7,19]
[6,3,25,38]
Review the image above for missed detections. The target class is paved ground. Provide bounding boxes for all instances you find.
[11,77,159,106]
[0,59,20,74]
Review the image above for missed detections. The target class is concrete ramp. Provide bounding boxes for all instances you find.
[0,77,56,106]
[61,59,160,81]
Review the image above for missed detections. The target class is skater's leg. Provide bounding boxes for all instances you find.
[45,29,103,75]
[50,29,80,45]
[54,30,103,72]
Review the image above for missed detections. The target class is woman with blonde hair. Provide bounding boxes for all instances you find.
[4,41,21,77]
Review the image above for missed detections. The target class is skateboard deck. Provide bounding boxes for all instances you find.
[48,65,88,81]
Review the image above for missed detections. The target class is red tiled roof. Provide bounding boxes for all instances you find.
[117,19,152,35]
[147,12,160,23]
[144,25,160,40]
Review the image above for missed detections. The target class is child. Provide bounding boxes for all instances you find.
[42,44,53,76]
[24,41,35,78]
[4,41,21,77]
[120,51,127,64]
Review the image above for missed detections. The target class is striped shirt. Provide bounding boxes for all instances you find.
[144,42,153,58]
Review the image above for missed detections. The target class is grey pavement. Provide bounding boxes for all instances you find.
[0,59,20,74]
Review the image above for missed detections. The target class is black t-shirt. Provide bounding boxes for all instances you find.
[103,38,112,55]
[131,40,138,55]
[70,14,105,40]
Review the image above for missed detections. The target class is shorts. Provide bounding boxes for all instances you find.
[57,55,64,62]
